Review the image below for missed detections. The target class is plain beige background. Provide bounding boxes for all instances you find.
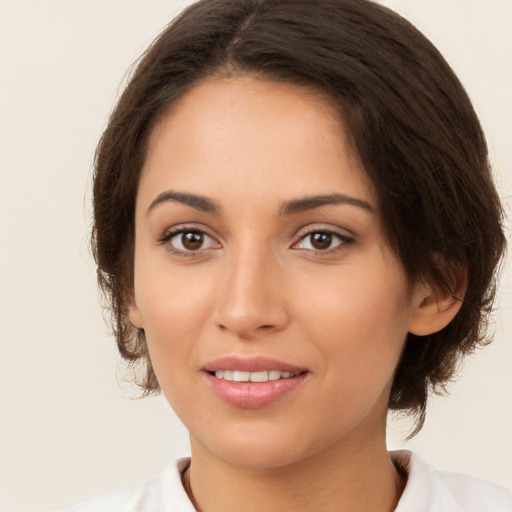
[0,1,510,511]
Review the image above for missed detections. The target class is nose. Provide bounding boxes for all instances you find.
[214,246,289,339]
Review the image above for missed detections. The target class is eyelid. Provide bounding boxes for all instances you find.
[292,223,355,242]
[291,224,355,253]
[158,224,222,255]
[159,222,217,240]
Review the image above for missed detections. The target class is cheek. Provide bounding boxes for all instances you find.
[298,260,408,328]
[133,243,216,328]
[294,257,411,371]
[132,256,217,375]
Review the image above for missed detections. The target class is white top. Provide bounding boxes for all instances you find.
[59,450,512,512]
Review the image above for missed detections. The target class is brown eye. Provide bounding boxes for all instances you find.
[310,232,332,250]
[181,231,204,250]
[167,229,218,253]
[293,230,351,253]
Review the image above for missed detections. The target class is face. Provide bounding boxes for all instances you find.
[130,77,425,469]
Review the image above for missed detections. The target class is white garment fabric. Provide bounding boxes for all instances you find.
[59,450,512,512]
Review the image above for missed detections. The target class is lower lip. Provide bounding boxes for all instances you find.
[203,372,307,409]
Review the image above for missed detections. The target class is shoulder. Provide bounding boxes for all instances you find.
[56,458,195,512]
[392,450,512,512]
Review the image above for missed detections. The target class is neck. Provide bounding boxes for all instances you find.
[186,434,404,512]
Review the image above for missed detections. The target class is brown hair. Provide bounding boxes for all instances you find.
[92,0,506,433]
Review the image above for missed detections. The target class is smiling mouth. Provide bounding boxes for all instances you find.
[204,367,308,408]
[210,370,305,383]
[203,356,308,407]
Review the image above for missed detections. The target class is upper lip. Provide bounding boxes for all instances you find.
[203,356,307,374]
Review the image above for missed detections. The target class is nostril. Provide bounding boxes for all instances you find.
[214,291,289,338]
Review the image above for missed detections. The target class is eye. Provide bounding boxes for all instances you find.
[164,229,219,253]
[293,230,351,252]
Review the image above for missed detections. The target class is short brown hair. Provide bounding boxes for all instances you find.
[92,0,506,433]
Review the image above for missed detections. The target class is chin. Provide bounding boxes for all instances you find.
[213,441,308,470]
[190,420,335,471]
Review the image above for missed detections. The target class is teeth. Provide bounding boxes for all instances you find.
[214,370,297,382]
[233,370,250,382]
[250,371,269,383]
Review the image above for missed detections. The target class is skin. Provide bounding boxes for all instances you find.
[129,77,461,512]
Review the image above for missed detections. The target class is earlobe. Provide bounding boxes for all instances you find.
[408,270,467,336]
[129,305,143,329]
[127,292,143,329]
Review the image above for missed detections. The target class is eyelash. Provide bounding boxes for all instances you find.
[158,227,220,257]
[291,229,354,255]
[158,226,354,257]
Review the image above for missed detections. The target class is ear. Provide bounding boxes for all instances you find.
[127,289,144,329]
[408,269,467,336]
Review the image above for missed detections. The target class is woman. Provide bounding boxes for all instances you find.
[64,0,510,510]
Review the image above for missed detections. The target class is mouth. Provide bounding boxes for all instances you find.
[208,369,305,382]
[202,356,309,409]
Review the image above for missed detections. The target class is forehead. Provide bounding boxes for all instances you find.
[139,76,376,212]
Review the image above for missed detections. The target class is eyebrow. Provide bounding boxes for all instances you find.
[280,193,373,216]
[147,190,373,216]
[148,190,220,214]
